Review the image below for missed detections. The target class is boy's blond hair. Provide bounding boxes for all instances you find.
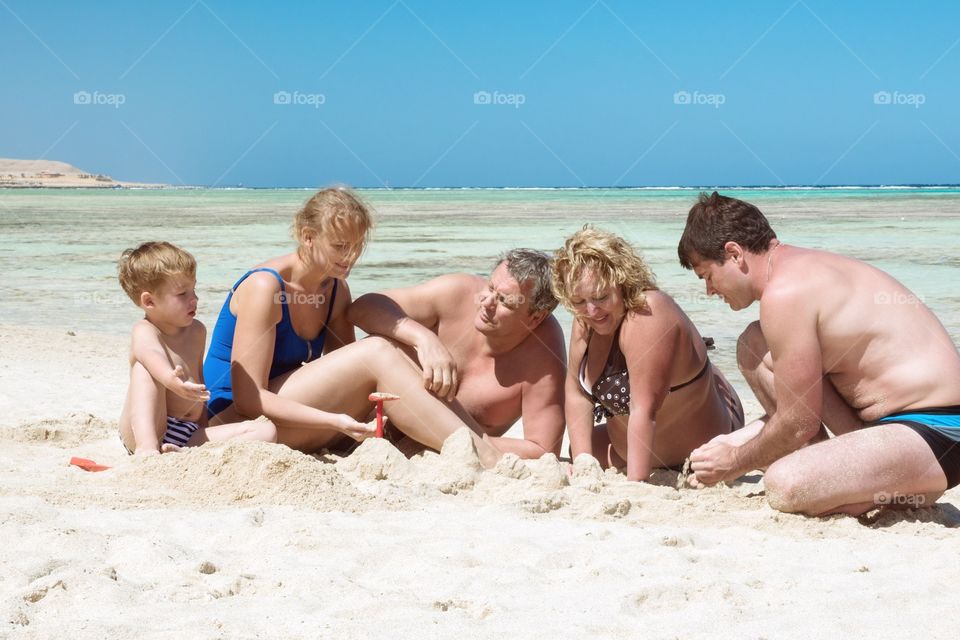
[118,241,197,305]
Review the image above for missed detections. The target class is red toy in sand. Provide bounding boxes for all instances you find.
[368,392,400,438]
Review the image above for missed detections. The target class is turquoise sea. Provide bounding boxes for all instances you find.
[2,187,959,395]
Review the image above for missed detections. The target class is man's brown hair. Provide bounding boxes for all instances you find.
[678,191,777,269]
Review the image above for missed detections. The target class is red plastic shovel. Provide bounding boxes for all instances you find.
[368,392,400,438]
[69,457,111,472]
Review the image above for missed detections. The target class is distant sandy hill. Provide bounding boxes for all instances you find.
[0,158,167,188]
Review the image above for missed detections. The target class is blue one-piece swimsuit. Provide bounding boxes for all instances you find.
[204,268,338,417]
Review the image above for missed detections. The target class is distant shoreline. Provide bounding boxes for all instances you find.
[0,158,167,189]
[4,158,958,191]
[0,183,170,189]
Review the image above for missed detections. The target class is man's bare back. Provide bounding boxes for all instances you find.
[766,246,960,423]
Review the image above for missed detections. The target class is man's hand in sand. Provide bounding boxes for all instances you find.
[166,365,211,403]
[686,420,768,487]
[415,333,459,401]
[688,439,740,487]
[336,414,377,441]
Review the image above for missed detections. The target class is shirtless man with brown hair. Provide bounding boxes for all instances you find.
[678,192,960,516]
[347,249,566,458]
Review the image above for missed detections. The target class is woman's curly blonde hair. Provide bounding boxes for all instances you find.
[551,226,657,315]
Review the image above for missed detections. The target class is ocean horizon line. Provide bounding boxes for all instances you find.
[112,183,960,191]
[5,183,960,193]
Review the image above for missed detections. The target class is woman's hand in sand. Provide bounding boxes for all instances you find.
[415,333,459,401]
[334,414,377,441]
[166,365,211,402]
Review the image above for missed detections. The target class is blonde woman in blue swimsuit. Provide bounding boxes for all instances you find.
[203,187,500,466]
[552,226,744,482]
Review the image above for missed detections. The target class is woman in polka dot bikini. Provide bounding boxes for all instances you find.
[552,226,744,482]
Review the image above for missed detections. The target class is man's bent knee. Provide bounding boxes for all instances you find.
[763,459,810,513]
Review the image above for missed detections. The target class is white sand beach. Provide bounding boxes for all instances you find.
[4,0,959,632]
[2,324,959,639]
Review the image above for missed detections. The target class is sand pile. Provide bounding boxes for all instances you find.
[6,415,953,536]
[0,413,115,447]
[108,441,388,512]
[337,437,413,481]
[336,429,770,523]
[326,428,960,529]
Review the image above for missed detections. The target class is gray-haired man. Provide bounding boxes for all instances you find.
[347,249,566,458]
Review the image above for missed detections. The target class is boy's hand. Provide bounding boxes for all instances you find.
[166,365,211,402]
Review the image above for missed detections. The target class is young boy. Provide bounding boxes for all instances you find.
[117,241,276,455]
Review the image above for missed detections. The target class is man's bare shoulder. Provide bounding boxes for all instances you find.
[427,272,485,293]
[777,246,864,278]
[760,257,828,342]
[764,247,851,308]
[525,314,567,371]
[425,273,485,312]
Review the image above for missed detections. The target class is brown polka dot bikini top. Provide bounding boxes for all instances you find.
[578,325,711,424]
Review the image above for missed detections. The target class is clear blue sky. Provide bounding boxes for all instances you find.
[2,0,959,187]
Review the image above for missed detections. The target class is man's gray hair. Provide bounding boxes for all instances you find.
[497,248,559,313]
